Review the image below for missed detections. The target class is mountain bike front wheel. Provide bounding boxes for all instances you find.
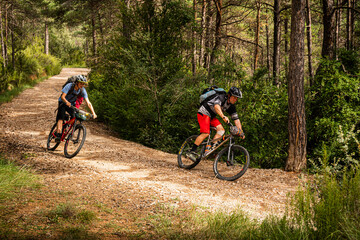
[213,145,250,181]
[47,123,60,151]
[64,124,86,158]
[178,135,204,169]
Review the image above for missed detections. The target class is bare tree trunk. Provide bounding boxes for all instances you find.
[321,0,335,59]
[0,5,6,69]
[350,0,355,49]
[91,11,97,62]
[203,0,211,71]
[346,0,355,50]
[284,16,289,79]
[253,0,261,72]
[335,0,341,59]
[4,5,8,67]
[286,0,307,172]
[273,0,281,86]
[122,0,131,41]
[266,10,271,79]
[199,0,206,67]
[192,0,197,75]
[209,0,222,76]
[44,22,49,55]
[305,0,314,85]
[10,5,14,69]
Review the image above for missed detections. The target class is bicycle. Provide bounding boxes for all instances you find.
[47,106,93,158]
[178,123,250,181]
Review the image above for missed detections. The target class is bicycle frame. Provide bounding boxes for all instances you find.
[60,116,77,142]
[201,127,235,159]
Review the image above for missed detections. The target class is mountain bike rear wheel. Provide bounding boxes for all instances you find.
[64,124,86,158]
[213,145,250,181]
[47,123,60,151]
[178,135,204,169]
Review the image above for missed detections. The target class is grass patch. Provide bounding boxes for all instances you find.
[0,155,41,202]
[46,203,97,224]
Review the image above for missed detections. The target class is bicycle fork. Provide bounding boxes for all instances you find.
[226,138,235,166]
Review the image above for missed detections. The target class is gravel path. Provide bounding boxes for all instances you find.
[0,68,302,222]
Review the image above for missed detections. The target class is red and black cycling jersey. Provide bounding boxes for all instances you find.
[198,94,239,120]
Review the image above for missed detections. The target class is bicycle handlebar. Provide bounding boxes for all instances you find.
[70,106,94,119]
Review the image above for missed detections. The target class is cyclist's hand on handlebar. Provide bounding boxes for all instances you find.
[222,116,230,124]
[66,101,71,107]
[239,130,245,139]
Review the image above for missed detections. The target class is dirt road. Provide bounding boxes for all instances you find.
[0,68,301,224]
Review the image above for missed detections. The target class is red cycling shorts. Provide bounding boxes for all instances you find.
[197,113,221,134]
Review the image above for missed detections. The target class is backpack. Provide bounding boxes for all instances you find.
[199,85,226,104]
[62,76,78,89]
[60,76,83,100]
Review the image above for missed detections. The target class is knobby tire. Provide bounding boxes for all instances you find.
[213,145,250,181]
[64,124,86,158]
[178,135,203,169]
[47,123,60,151]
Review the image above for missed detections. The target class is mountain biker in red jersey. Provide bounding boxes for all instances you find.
[188,86,245,161]
[54,75,97,142]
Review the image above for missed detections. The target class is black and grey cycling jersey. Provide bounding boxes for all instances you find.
[198,94,239,120]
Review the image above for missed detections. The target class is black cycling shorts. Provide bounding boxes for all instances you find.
[56,102,75,121]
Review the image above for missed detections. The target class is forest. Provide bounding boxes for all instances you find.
[0,0,359,172]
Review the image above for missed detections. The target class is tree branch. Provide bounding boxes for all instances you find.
[224,35,262,48]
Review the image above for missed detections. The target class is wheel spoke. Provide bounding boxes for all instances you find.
[64,125,86,158]
[178,135,203,169]
[47,124,60,151]
[214,145,250,181]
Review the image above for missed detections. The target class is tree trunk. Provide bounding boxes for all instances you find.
[209,0,222,76]
[0,5,6,69]
[44,22,49,55]
[286,0,307,172]
[4,5,8,67]
[266,9,271,79]
[321,0,335,59]
[284,16,289,79]
[305,0,314,85]
[91,11,97,61]
[199,0,206,67]
[192,0,197,75]
[10,5,14,69]
[335,0,340,59]
[122,0,131,41]
[253,0,261,72]
[346,0,355,50]
[273,0,281,86]
[203,0,211,71]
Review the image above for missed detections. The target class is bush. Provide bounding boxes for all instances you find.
[307,59,360,167]
[237,78,288,168]
[0,38,61,93]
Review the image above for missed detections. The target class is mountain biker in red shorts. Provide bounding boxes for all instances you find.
[188,86,245,161]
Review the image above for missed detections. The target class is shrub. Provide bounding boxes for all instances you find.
[307,59,360,167]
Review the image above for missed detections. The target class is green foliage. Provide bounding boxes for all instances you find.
[195,210,256,240]
[338,48,360,75]
[307,59,360,167]
[238,79,288,168]
[89,0,195,152]
[286,166,360,240]
[49,27,86,67]
[0,38,61,93]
